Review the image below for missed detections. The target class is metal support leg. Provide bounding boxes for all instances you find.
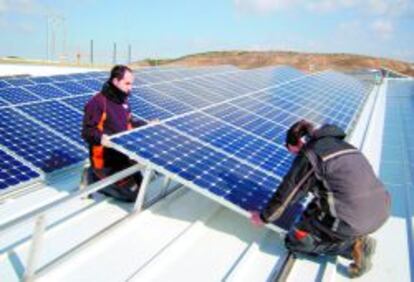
[133,168,153,213]
[24,214,47,282]
[161,177,171,198]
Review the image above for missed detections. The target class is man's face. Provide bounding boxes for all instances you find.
[112,71,134,94]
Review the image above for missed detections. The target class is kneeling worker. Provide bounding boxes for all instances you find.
[251,120,390,278]
[82,65,146,202]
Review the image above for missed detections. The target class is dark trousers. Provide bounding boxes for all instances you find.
[285,212,355,259]
[91,160,143,203]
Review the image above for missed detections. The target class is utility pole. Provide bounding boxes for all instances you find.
[46,15,65,62]
[128,44,132,64]
[113,42,117,64]
[90,40,94,65]
[46,16,49,62]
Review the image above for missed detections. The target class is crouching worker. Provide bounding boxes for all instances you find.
[251,120,390,278]
[82,65,146,202]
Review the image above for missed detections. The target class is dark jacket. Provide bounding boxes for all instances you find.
[261,125,390,237]
[82,82,146,170]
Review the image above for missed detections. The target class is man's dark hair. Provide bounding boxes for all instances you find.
[109,65,132,81]
[285,119,314,147]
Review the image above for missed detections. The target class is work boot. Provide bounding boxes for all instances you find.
[348,236,377,278]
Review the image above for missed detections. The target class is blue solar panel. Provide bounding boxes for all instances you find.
[203,103,288,143]
[0,98,8,107]
[18,101,85,145]
[133,87,193,114]
[5,78,35,87]
[83,72,101,78]
[129,95,173,121]
[78,79,103,92]
[108,70,370,231]
[61,94,93,111]
[190,77,240,99]
[49,74,73,82]
[67,73,90,80]
[30,76,54,84]
[24,84,69,99]
[0,80,11,89]
[0,149,41,191]
[233,96,300,127]
[53,81,93,95]
[151,83,212,108]
[170,80,226,103]
[0,108,87,173]
[110,125,281,212]
[166,112,293,176]
[0,87,41,104]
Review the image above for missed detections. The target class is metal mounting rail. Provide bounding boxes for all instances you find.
[0,164,144,282]
[273,252,296,282]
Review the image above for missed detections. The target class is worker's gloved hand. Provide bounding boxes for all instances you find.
[250,211,264,227]
[101,134,111,147]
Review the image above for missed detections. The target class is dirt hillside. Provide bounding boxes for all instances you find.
[132,51,414,77]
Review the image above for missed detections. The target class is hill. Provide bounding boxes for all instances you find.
[132,51,414,77]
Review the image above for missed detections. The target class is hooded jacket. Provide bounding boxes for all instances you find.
[261,124,390,237]
[82,81,146,169]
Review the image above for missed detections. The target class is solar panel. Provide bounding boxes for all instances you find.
[203,103,288,143]
[5,78,35,87]
[108,70,371,231]
[0,98,8,107]
[0,108,87,173]
[151,83,212,108]
[53,81,93,95]
[133,86,193,114]
[0,80,11,89]
[170,80,226,103]
[24,84,69,99]
[77,79,103,92]
[166,112,293,176]
[0,87,41,104]
[0,149,41,192]
[61,94,93,111]
[129,95,173,121]
[29,76,54,84]
[49,74,73,82]
[18,101,85,145]
[110,125,281,212]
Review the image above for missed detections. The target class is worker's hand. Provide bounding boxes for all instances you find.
[250,211,264,227]
[101,134,111,147]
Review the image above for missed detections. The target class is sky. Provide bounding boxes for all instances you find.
[0,0,413,64]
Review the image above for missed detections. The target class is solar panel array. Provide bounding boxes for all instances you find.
[0,65,302,196]
[109,70,373,230]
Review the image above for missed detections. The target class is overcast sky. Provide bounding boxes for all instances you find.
[0,0,413,63]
